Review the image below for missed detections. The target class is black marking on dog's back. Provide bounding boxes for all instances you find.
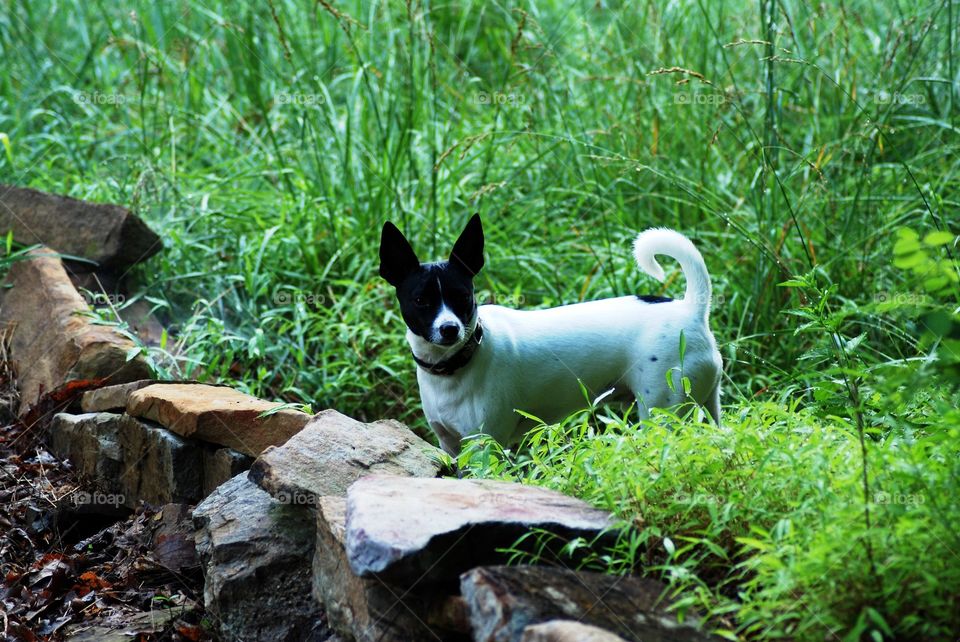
[636,294,674,304]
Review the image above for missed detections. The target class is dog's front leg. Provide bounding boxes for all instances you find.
[430,421,463,457]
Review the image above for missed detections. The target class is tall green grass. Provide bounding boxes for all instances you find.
[1,1,957,639]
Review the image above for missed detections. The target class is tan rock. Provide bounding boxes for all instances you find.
[249,409,442,504]
[0,248,153,416]
[0,184,160,268]
[126,383,310,456]
[81,380,157,412]
[522,621,629,642]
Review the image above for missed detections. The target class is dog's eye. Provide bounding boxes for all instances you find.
[414,296,427,307]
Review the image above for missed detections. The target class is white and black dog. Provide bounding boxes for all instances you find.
[379,214,722,456]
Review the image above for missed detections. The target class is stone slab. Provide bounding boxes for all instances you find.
[249,409,442,504]
[345,475,616,585]
[126,383,311,456]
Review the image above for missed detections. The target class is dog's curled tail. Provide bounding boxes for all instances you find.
[633,228,712,319]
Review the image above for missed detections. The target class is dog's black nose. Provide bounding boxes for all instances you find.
[439,323,460,341]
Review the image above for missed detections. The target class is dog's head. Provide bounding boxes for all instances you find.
[379,214,484,346]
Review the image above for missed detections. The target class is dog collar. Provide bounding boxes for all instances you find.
[413,323,483,376]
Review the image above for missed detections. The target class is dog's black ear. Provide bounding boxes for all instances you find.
[449,213,484,277]
[379,221,421,287]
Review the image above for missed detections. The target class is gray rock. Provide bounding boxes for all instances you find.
[313,496,463,642]
[118,414,202,507]
[152,503,199,573]
[203,447,253,497]
[50,412,81,463]
[249,409,442,504]
[461,566,715,642]
[345,475,616,584]
[521,621,629,642]
[50,413,124,495]
[81,380,157,412]
[194,473,326,642]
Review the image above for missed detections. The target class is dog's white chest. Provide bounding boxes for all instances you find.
[417,370,483,429]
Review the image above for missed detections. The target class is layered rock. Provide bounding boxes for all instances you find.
[49,413,124,495]
[126,383,311,456]
[117,414,203,507]
[249,409,442,504]
[203,447,253,497]
[81,380,157,413]
[313,496,466,642]
[50,413,208,508]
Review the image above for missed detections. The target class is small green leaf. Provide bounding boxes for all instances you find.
[923,275,949,292]
[865,607,894,636]
[666,369,676,392]
[922,230,955,246]
[844,333,866,351]
[735,536,771,551]
[893,235,922,255]
[896,227,919,240]
[258,402,306,418]
[893,252,926,269]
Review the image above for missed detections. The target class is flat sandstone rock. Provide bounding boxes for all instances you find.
[249,409,443,503]
[126,383,311,456]
[81,380,158,412]
[345,475,616,585]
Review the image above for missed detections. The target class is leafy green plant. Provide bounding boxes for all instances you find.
[460,400,960,640]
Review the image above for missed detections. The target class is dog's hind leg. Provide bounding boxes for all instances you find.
[703,383,721,425]
[630,368,688,422]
